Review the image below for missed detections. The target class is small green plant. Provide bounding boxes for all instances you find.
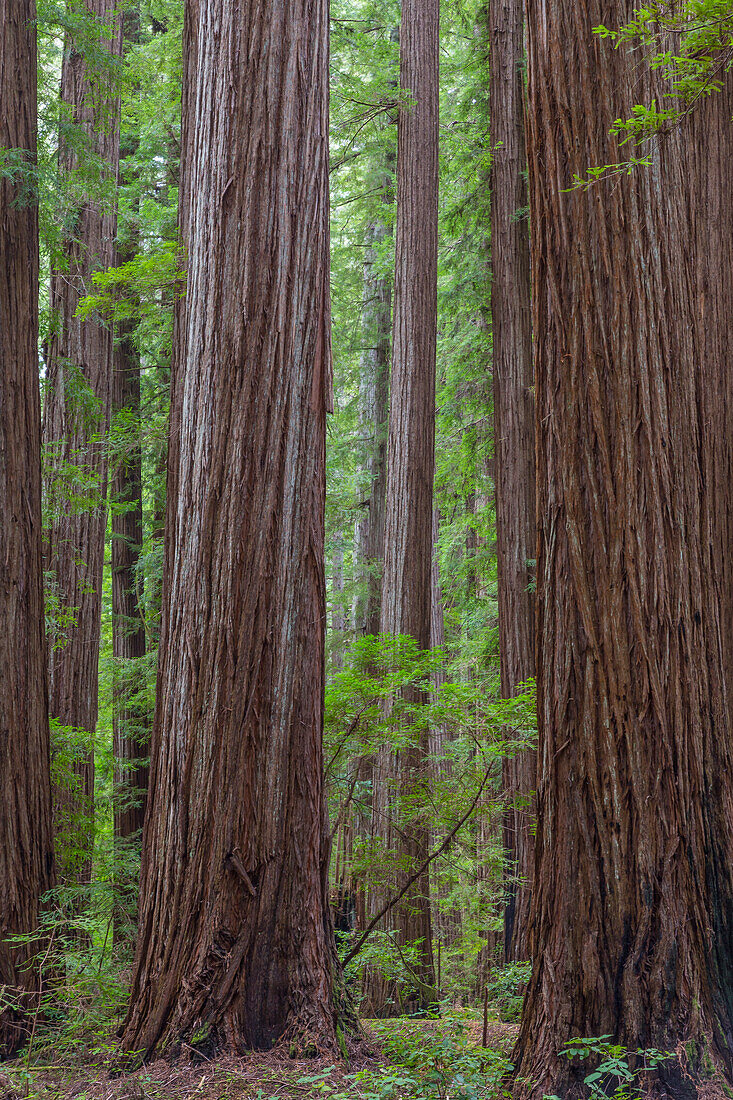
[487,961,531,1023]
[546,1034,672,1100]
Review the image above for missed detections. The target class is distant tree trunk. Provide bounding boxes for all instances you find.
[487,0,536,964]
[43,0,121,884]
[331,540,346,671]
[352,211,391,639]
[111,302,147,831]
[429,508,464,974]
[121,0,350,1058]
[373,0,439,1015]
[112,11,148,936]
[351,154,392,962]
[429,507,447,761]
[0,0,55,1057]
[514,5,733,1094]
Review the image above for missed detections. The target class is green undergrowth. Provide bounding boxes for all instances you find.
[0,1010,513,1100]
[292,1012,512,1100]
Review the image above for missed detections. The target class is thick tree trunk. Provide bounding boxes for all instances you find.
[514,5,733,1094]
[373,0,439,1015]
[0,0,55,1057]
[487,0,536,964]
[121,0,349,1059]
[43,1,121,883]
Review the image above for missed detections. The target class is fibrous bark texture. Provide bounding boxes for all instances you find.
[371,0,439,1016]
[121,0,345,1058]
[43,1,121,882]
[515,4,733,1095]
[0,0,55,1055]
[487,0,536,964]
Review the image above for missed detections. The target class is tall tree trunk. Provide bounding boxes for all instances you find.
[352,212,391,639]
[514,5,733,1094]
[429,508,464,977]
[374,0,439,1015]
[43,0,121,884]
[112,51,148,933]
[0,0,55,1056]
[487,0,536,964]
[331,540,346,671]
[121,0,349,1058]
[351,176,391,953]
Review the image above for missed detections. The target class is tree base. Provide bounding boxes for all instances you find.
[512,1033,733,1100]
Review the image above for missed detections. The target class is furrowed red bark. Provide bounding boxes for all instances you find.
[0,0,55,1055]
[43,0,121,883]
[514,4,733,1094]
[121,0,348,1058]
[487,0,536,964]
[371,0,440,1015]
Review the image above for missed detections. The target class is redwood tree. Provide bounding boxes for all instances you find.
[372,0,440,1015]
[121,0,346,1058]
[487,0,536,962]
[351,174,391,940]
[0,0,55,1055]
[43,0,121,881]
[352,209,391,640]
[514,4,733,1094]
[112,10,148,920]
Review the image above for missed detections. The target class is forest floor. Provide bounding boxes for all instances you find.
[0,1016,519,1100]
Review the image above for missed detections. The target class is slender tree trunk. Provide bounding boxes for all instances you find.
[429,507,447,762]
[352,212,391,639]
[0,0,55,1057]
[121,0,351,1058]
[111,12,148,936]
[374,0,440,1015]
[429,508,464,972]
[331,540,346,671]
[351,171,392,956]
[43,0,121,884]
[487,0,536,964]
[111,309,146,833]
[514,6,733,1094]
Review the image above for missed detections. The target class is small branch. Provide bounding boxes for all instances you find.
[342,764,493,966]
[227,850,256,896]
[24,925,57,1097]
[329,768,363,842]
[325,709,367,776]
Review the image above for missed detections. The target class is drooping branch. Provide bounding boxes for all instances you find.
[343,763,493,966]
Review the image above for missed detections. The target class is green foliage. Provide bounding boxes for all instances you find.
[569,0,733,186]
[596,0,733,112]
[326,634,536,1000]
[294,1014,512,1099]
[546,1035,673,1100]
[487,962,531,1023]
